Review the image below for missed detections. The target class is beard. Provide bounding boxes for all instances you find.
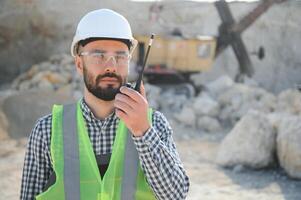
[83,64,126,101]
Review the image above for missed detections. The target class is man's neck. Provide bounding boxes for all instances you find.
[83,89,115,120]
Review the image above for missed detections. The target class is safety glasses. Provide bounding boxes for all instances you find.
[79,50,131,66]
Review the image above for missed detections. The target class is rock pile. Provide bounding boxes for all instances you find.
[1,54,301,180]
[204,77,301,180]
[146,75,301,180]
[146,75,281,131]
[0,54,82,138]
[11,54,83,99]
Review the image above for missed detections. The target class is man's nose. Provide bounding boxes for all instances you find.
[104,56,117,72]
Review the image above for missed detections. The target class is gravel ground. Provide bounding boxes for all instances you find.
[172,124,301,200]
[1,127,301,200]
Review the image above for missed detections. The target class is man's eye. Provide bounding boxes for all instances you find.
[91,53,99,58]
[92,53,104,58]
[116,55,126,60]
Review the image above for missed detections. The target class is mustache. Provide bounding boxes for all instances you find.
[96,73,123,84]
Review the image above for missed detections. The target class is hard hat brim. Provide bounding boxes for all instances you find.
[71,37,138,57]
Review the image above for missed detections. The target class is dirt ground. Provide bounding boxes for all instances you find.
[1,127,301,200]
[173,125,301,200]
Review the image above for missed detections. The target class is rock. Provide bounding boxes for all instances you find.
[267,112,293,131]
[197,116,221,133]
[159,91,187,114]
[18,80,31,91]
[258,91,277,112]
[218,84,276,126]
[1,89,75,138]
[50,54,73,65]
[45,71,70,85]
[0,108,9,140]
[277,115,301,179]
[174,83,195,98]
[30,71,47,85]
[174,107,196,127]
[205,75,234,98]
[37,78,54,90]
[276,89,301,115]
[26,64,40,79]
[11,54,80,92]
[11,65,40,90]
[0,92,10,140]
[144,84,161,110]
[49,54,63,63]
[217,110,276,169]
[32,71,68,85]
[193,93,219,117]
[11,70,32,90]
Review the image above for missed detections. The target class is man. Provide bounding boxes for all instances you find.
[20,9,189,200]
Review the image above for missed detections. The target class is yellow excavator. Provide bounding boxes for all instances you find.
[130,0,286,96]
[131,35,216,84]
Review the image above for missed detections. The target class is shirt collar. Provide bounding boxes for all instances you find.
[80,98,117,123]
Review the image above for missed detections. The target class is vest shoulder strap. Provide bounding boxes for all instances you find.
[121,129,140,200]
[63,103,81,200]
[121,108,153,200]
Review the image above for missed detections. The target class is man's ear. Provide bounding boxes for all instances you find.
[75,56,83,76]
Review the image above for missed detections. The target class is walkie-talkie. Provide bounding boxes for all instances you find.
[134,34,155,92]
[125,34,155,93]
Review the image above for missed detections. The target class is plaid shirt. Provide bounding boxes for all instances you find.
[20,98,189,200]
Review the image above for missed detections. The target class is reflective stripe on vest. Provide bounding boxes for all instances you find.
[63,104,80,200]
[63,103,140,200]
[121,126,139,200]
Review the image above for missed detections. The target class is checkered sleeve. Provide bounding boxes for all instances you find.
[20,115,53,200]
[132,111,190,200]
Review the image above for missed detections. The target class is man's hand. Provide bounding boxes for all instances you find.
[114,82,150,137]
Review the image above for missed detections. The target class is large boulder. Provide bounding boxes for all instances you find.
[277,115,301,179]
[266,112,293,131]
[276,89,301,115]
[216,110,276,168]
[1,89,75,138]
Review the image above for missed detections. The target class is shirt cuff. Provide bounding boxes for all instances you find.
[132,126,161,154]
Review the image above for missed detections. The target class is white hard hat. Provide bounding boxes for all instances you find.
[70,9,138,57]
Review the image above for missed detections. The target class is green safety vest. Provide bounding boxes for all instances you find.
[36,101,156,200]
